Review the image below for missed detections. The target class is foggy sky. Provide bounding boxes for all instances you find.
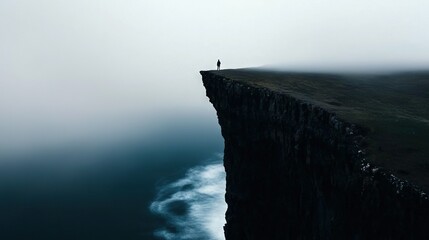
[1,0,429,154]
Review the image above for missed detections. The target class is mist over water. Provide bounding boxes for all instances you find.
[2,0,429,154]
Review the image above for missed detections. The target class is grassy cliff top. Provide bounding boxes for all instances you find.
[206,68,429,192]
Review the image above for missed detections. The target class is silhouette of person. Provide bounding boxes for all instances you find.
[217,59,221,70]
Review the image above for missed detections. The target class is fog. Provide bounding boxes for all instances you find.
[1,0,429,154]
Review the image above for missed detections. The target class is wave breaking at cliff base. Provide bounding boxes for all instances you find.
[150,156,226,240]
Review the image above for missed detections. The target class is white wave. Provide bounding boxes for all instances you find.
[150,156,226,240]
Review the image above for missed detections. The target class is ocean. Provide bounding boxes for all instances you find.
[0,111,225,240]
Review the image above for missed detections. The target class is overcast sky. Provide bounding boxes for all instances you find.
[1,0,429,153]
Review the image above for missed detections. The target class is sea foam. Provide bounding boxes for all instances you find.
[150,155,226,240]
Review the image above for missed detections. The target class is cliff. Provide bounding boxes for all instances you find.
[201,69,429,240]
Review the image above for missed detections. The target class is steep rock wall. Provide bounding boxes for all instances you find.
[201,71,429,240]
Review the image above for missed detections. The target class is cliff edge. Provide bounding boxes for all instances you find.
[201,69,429,239]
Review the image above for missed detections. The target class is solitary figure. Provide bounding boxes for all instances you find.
[217,59,221,70]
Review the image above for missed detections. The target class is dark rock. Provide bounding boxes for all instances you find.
[201,70,429,240]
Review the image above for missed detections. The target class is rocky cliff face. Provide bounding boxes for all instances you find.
[201,71,429,240]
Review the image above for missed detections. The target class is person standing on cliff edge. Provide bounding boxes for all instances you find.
[217,59,221,70]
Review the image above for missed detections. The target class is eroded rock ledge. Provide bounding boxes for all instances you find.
[201,70,429,240]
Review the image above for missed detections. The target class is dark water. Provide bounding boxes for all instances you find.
[0,113,224,240]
